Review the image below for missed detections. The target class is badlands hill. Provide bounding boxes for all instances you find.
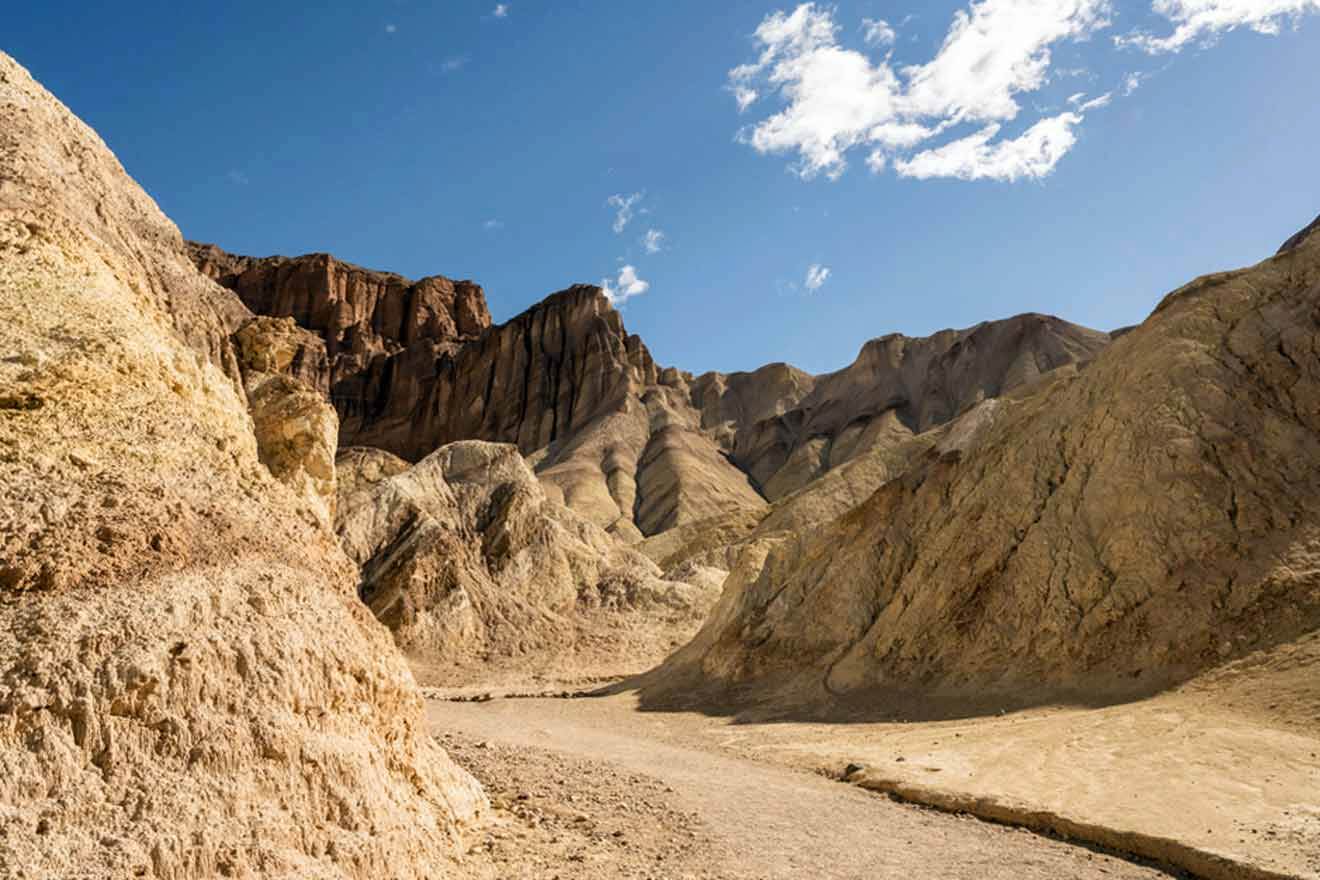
[0,52,485,879]
[190,242,1113,678]
[193,244,1109,538]
[642,212,1320,714]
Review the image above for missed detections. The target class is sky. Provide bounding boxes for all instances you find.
[6,1,1320,375]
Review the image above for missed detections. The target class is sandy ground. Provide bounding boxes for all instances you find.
[431,698,1184,880]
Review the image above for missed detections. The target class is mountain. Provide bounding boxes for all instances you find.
[0,52,484,879]
[192,244,1110,545]
[640,213,1320,714]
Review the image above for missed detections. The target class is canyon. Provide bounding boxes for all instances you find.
[2,46,1319,880]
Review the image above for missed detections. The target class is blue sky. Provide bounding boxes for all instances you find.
[7,1,1320,374]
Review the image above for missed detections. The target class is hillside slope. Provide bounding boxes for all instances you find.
[0,52,484,879]
[644,213,1320,711]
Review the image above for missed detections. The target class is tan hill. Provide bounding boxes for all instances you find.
[0,51,485,879]
[334,441,719,686]
[641,213,1320,714]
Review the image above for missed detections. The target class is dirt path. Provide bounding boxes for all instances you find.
[428,697,1180,880]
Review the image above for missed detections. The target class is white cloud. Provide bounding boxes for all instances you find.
[441,55,468,72]
[1121,70,1147,94]
[483,219,503,231]
[733,85,759,112]
[602,264,650,305]
[641,228,667,254]
[804,263,831,291]
[729,2,1113,182]
[895,112,1082,181]
[384,23,398,34]
[1068,90,1113,110]
[903,0,1112,123]
[607,192,643,233]
[492,3,510,18]
[1120,0,1320,53]
[862,17,897,46]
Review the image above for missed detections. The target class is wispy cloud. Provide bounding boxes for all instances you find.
[640,228,667,254]
[483,219,504,231]
[1119,0,1320,53]
[804,263,831,291]
[492,4,510,19]
[894,113,1082,181]
[862,17,896,46]
[607,192,643,233]
[384,22,398,34]
[441,55,468,73]
[1068,91,1113,111]
[602,264,650,305]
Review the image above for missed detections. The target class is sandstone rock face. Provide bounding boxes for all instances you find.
[335,441,719,683]
[0,51,483,880]
[725,315,1110,500]
[233,314,331,394]
[234,323,340,531]
[648,219,1320,710]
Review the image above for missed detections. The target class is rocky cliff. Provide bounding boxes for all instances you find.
[190,242,491,408]
[643,214,1320,712]
[0,52,484,879]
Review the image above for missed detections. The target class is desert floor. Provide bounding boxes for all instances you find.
[427,634,1320,880]
[430,694,1197,880]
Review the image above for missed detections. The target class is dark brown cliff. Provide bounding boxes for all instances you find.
[188,241,491,412]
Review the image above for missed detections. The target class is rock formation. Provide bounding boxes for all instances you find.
[645,215,1320,712]
[0,51,484,880]
[233,318,340,531]
[335,441,719,684]
[189,241,492,417]
[190,240,1113,544]
[721,315,1110,500]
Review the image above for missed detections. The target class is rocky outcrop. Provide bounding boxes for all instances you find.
[645,216,1320,711]
[689,362,817,449]
[0,51,484,879]
[189,241,492,431]
[335,441,719,683]
[726,315,1110,500]
[234,319,339,530]
[233,315,331,394]
[1278,212,1320,253]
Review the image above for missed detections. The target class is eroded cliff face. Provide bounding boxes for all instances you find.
[644,215,1320,711]
[189,242,491,413]
[0,52,484,879]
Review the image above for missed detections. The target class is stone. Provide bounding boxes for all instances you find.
[0,51,484,880]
